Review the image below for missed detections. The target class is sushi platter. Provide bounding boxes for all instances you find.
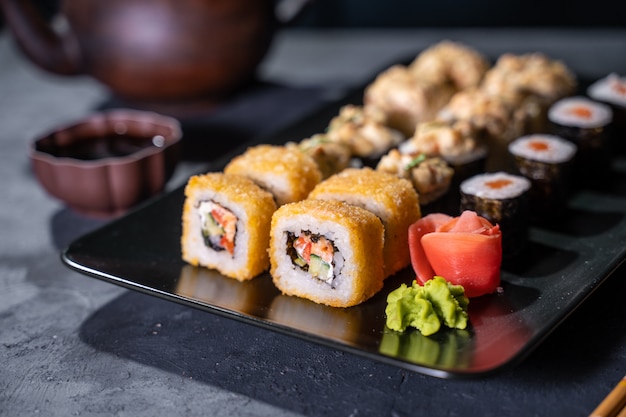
[62,45,626,378]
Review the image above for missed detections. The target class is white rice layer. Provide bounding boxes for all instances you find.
[461,172,531,200]
[548,96,613,128]
[271,214,355,305]
[587,73,626,108]
[186,190,250,273]
[508,134,577,164]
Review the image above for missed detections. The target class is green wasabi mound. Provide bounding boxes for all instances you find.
[385,276,469,336]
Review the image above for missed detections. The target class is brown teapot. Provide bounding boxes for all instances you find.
[0,0,310,115]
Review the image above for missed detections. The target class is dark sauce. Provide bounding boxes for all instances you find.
[41,134,163,160]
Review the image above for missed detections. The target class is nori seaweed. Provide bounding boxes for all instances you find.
[460,192,530,259]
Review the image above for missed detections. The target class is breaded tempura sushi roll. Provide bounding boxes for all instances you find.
[181,173,277,281]
[269,199,385,308]
[224,144,322,206]
[308,167,421,278]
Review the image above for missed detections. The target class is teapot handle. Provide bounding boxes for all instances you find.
[275,0,314,25]
[0,0,83,75]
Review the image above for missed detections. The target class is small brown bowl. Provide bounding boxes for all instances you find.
[30,109,183,217]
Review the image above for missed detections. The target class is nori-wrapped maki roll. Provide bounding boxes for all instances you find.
[548,96,613,185]
[508,134,577,223]
[587,73,626,152]
[460,172,531,259]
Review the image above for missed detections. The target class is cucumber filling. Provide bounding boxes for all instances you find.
[287,230,339,286]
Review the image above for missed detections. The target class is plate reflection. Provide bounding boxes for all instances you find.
[380,327,473,369]
[176,265,278,317]
[268,294,365,345]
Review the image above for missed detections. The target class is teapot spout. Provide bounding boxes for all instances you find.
[0,0,82,75]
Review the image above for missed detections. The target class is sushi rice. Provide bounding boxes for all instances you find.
[269,199,385,308]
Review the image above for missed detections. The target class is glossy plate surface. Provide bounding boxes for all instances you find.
[62,86,626,379]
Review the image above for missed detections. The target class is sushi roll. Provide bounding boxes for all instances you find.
[224,144,322,206]
[587,73,626,149]
[363,65,456,137]
[479,52,577,138]
[181,173,277,281]
[400,120,488,173]
[548,96,613,184]
[481,52,577,108]
[460,172,531,258]
[437,88,528,172]
[325,104,404,162]
[286,134,352,180]
[408,40,490,91]
[508,134,577,223]
[399,119,488,213]
[269,199,385,308]
[308,167,421,278]
[376,149,454,207]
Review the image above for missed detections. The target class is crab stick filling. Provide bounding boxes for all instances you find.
[197,200,237,256]
[287,231,338,285]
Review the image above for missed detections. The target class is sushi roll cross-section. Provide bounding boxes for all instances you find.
[269,199,385,308]
[181,173,277,281]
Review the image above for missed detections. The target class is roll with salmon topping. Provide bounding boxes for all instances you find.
[308,167,421,278]
[224,144,322,206]
[181,173,277,281]
[269,199,385,308]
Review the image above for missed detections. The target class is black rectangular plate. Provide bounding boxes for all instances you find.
[62,83,626,379]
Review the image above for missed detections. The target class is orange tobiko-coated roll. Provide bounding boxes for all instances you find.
[408,210,502,298]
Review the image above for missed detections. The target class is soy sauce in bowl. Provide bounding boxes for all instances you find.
[38,133,166,161]
[29,109,182,217]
